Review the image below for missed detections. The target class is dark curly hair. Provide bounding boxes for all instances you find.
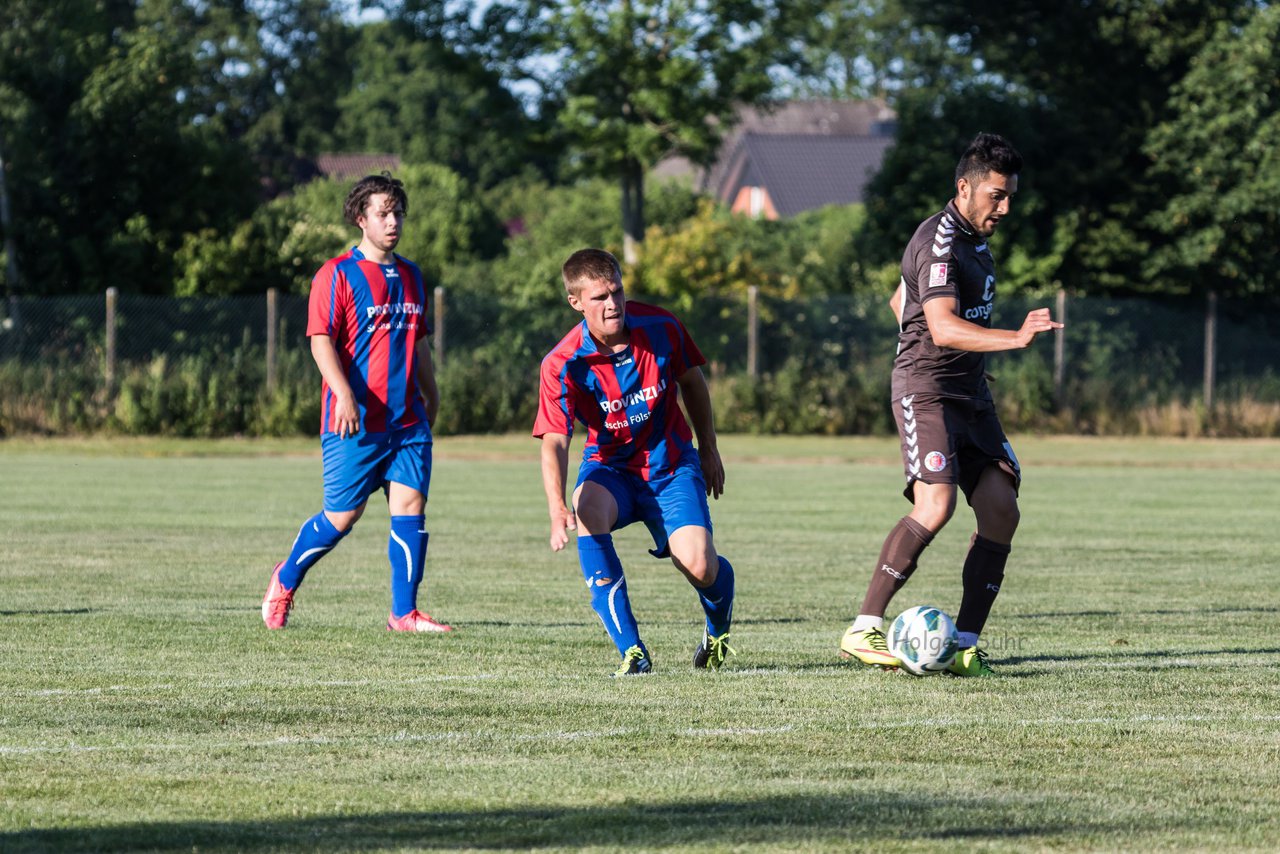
[343,172,408,226]
[955,133,1023,186]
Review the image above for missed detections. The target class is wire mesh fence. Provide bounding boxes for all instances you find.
[1,288,1277,437]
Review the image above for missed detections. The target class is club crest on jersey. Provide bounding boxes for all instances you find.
[929,263,948,288]
[924,451,947,472]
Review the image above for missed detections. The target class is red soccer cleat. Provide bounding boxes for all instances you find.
[387,609,454,633]
[261,562,295,630]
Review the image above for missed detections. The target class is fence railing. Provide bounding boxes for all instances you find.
[1,287,1277,436]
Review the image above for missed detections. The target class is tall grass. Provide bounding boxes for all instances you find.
[2,348,1277,438]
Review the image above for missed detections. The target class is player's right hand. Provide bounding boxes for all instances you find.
[549,506,577,552]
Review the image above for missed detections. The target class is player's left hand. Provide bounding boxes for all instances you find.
[700,445,725,500]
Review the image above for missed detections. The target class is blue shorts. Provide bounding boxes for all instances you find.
[576,460,712,558]
[321,425,432,512]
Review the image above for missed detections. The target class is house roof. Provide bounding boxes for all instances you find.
[652,99,897,210]
[313,153,403,182]
[716,133,894,217]
[730,98,896,137]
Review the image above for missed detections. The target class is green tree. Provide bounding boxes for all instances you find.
[856,0,1259,296]
[177,163,503,296]
[787,0,956,101]
[325,20,541,188]
[0,1,257,294]
[491,0,815,263]
[1144,4,1280,297]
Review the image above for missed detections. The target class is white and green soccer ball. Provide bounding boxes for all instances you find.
[889,605,960,676]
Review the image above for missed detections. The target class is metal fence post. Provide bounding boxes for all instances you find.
[265,287,278,393]
[105,287,118,394]
[1204,290,1217,410]
[1054,288,1067,410]
[747,285,759,378]
[433,286,445,369]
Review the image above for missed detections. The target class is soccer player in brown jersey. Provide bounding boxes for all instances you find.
[839,133,1062,676]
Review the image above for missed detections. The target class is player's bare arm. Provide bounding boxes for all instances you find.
[889,280,905,326]
[540,432,577,551]
[923,298,1062,353]
[414,339,439,428]
[676,366,725,500]
[310,334,359,438]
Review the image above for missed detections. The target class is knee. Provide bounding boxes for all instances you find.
[911,491,955,532]
[325,505,364,533]
[574,504,612,536]
[994,501,1021,536]
[673,549,717,586]
[978,498,1020,541]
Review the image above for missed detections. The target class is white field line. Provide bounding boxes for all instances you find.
[843,713,1280,731]
[7,655,1279,698]
[1024,658,1280,670]
[5,714,1280,756]
[8,673,503,697]
[0,725,797,756]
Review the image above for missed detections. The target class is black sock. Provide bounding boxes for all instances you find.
[956,534,1011,637]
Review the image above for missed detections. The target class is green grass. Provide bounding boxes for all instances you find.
[2,434,1279,852]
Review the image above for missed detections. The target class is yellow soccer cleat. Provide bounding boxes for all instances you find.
[947,646,995,677]
[693,631,737,670]
[612,645,653,677]
[838,626,900,669]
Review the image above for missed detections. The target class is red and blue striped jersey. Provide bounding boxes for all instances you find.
[533,301,706,481]
[306,247,432,435]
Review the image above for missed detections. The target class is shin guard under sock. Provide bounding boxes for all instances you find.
[955,534,1011,637]
[858,516,934,618]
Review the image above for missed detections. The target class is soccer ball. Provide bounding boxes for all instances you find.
[889,605,960,676]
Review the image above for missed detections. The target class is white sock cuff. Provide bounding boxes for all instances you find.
[851,614,884,633]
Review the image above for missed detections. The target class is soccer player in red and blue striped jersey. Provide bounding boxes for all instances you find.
[261,173,453,634]
[535,249,736,676]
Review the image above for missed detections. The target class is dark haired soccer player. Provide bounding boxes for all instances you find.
[535,248,736,676]
[261,172,453,633]
[839,133,1062,676]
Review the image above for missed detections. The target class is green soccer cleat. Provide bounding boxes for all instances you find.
[947,646,995,677]
[692,631,737,670]
[838,626,900,669]
[612,645,653,677]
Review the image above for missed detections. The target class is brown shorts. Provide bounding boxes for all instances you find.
[892,393,1021,503]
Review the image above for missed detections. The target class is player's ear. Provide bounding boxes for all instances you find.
[565,289,583,312]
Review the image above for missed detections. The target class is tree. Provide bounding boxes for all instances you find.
[490,0,815,263]
[325,20,543,188]
[0,1,258,294]
[1144,3,1280,297]
[786,0,956,101]
[855,0,1260,295]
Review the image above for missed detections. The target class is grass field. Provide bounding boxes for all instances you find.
[2,434,1279,852]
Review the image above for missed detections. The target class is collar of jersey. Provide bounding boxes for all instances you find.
[349,246,399,266]
[579,319,631,357]
[944,202,981,242]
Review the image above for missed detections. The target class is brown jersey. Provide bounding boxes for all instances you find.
[890,200,997,400]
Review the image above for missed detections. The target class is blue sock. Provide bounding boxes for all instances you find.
[278,512,347,589]
[577,534,643,656]
[389,515,428,618]
[696,556,736,637]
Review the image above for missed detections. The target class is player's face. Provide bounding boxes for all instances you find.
[357,193,405,253]
[958,171,1017,237]
[568,276,627,346]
